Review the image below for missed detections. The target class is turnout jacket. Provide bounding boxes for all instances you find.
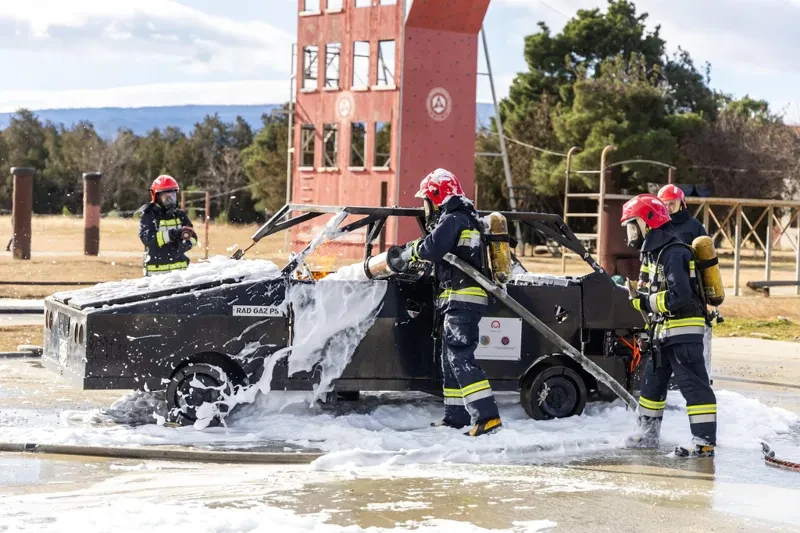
[138,203,196,274]
[411,196,488,311]
[639,209,707,285]
[632,224,706,347]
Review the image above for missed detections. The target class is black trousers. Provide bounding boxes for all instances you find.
[638,342,717,445]
[441,308,500,428]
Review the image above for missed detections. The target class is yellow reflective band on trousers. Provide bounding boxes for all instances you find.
[638,396,666,418]
[438,286,488,306]
[655,317,706,339]
[146,261,189,272]
[687,403,717,425]
[443,380,493,406]
[457,229,481,248]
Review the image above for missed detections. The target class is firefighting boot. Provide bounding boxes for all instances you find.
[675,438,715,458]
[465,417,503,437]
[625,417,662,449]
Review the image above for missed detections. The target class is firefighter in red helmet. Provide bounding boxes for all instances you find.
[396,168,502,437]
[621,194,716,458]
[138,175,197,276]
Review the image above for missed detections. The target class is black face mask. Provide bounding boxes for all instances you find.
[423,198,440,232]
[625,221,645,249]
[158,191,177,210]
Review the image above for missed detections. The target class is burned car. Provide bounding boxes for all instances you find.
[43,204,647,425]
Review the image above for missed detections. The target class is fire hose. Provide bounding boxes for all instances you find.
[444,253,639,412]
[762,442,800,472]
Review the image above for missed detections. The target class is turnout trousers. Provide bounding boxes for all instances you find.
[441,308,500,428]
[638,342,717,445]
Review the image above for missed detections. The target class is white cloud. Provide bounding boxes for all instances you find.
[0,80,288,112]
[0,0,295,76]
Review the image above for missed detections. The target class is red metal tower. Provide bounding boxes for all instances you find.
[291,0,491,254]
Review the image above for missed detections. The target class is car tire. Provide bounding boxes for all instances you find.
[166,363,234,427]
[520,365,587,420]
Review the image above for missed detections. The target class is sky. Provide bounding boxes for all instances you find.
[0,0,798,121]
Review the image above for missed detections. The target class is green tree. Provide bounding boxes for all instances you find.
[490,0,716,206]
[241,111,289,216]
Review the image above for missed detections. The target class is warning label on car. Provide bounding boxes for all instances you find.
[232,305,286,317]
[475,317,522,361]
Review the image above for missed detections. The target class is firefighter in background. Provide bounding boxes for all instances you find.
[622,194,717,457]
[401,168,502,437]
[657,184,714,381]
[139,175,197,276]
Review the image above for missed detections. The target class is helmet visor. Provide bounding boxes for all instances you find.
[158,191,177,208]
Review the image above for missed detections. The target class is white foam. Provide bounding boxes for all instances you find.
[3,389,797,472]
[51,256,280,307]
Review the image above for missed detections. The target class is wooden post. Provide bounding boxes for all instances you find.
[82,172,103,256]
[11,167,34,260]
[204,191,210,260]
[765,206,773,282]
[668,167,675,184]
[734,204,742,297]
[181,191,186,212]
[703,204,710,234]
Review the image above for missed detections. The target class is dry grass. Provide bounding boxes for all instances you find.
[0,326,41,352]
[715,318,800,342]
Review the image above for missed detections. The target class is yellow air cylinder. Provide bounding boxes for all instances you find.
[485,212,512,284]
[692,235,725,306]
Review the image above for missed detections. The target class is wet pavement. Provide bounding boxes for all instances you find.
[1,352,800,532]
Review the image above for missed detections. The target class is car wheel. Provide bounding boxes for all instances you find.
[520,366,587,420]
[166,363,233,426]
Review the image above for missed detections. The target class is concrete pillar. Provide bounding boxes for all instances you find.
[83,172,103,256]
[11,167,34,260]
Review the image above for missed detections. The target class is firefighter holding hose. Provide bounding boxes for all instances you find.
[395,168,502,437]
[622,194,717,458]
[139,175,198,276]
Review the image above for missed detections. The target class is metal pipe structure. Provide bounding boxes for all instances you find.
[734,205,743,296]
[11,167,34,260]
[596,145,616,266]
[561,146,581,274]
[82,172,103,256]
[204,191,211,260]
[796,209,800,296]
[765,206,774,282]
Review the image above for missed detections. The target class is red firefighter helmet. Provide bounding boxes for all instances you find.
[657,184,686,208]
[415,168,465,207]
[150,175,180,203]
[620,194,671,229]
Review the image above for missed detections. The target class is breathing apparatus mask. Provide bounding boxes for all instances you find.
[423,197,440,232]
[625,218,648,250]
[158,191,178,210]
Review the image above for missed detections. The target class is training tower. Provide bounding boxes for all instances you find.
[290,0,491,255]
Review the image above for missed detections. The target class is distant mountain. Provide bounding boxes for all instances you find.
[0,103,497,138]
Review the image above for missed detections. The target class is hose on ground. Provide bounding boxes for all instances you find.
[0,442,323,464]
[762,442,800,472]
